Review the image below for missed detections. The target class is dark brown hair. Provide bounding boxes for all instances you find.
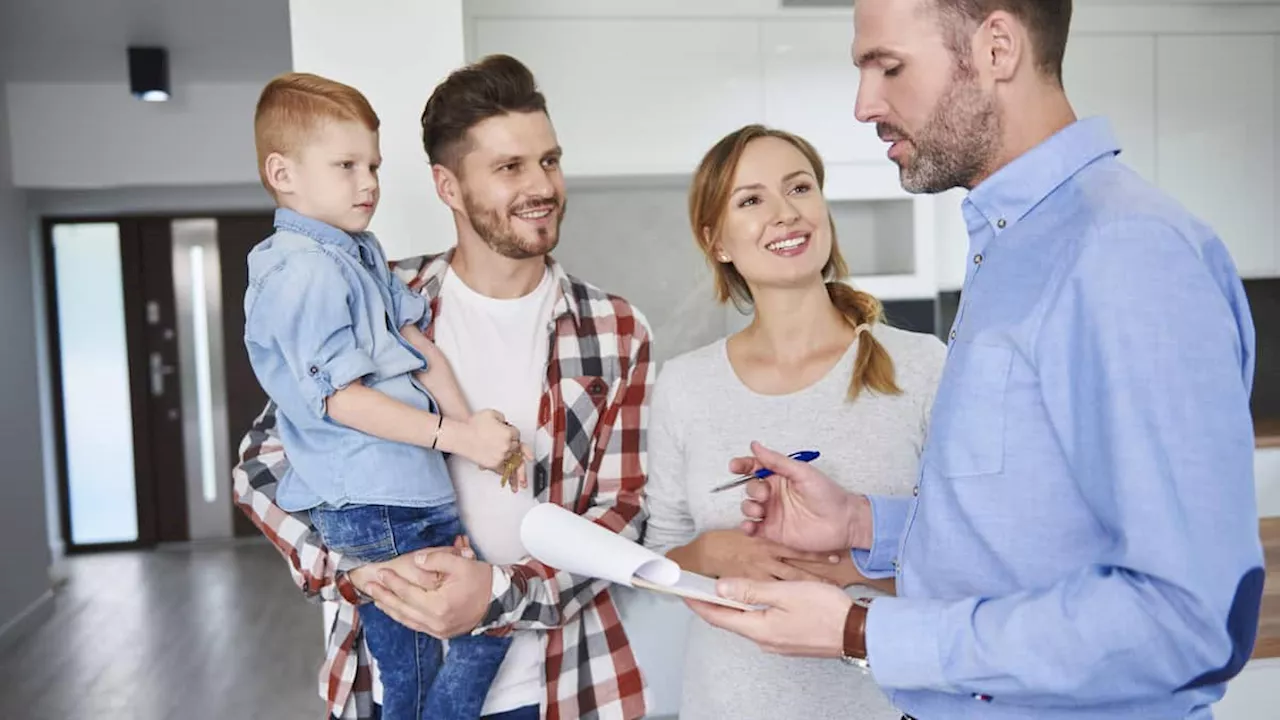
[932,0,1072,83]
[419,54,548,172]
[689,125,900,401]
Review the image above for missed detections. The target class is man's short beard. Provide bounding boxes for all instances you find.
[462,192,565,259]
[892,56,1002,193]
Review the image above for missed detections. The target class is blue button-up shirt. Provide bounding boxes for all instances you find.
[243,208,452,512]
[855,118,1263,719]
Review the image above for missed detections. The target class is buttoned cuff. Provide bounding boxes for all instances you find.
[852,494,911,579]
[866,597,949,692]
[305,350,378,417]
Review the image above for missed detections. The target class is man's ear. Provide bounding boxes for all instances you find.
[981,11,1023,83]
[264,152,295,196]
[432,164,465,214]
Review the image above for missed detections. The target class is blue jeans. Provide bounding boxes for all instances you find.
[333,704,539,720]
[311,502,511,720]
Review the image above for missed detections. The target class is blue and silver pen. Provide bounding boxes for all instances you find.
[709,450,820,493]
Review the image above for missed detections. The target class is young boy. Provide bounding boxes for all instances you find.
[243,71,523,720]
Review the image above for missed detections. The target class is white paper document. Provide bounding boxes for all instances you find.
[519,503,762,611]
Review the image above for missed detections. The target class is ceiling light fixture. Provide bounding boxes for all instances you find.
[128,46,170,102]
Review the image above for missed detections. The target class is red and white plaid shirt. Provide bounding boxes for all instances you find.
[232,251,652,719]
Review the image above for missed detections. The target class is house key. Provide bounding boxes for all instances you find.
[499,451,523,490]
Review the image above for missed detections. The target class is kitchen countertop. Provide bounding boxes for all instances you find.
[1254,517,1280,659]
[1257,418,1280,450]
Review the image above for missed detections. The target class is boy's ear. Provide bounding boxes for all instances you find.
[264,152,294,196]
[432,164,464,214]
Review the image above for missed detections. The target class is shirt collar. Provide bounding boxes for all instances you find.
[412,248,583,325]
[273,207,368,260]
[963,116,1121,236]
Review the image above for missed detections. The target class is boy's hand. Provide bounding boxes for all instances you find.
[499,444,535,493]
[451,409,521,472]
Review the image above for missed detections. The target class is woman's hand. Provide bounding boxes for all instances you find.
[673,529,842,583]
[784,552,896,594]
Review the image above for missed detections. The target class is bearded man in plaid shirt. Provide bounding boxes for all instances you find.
[232,54,653,720]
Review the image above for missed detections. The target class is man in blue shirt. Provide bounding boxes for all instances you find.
[688,1,1264,718]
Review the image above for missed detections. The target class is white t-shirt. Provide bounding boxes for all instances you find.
[432,265,556,715]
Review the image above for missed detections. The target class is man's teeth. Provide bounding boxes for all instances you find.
[516,207,553,220]
[767,236,808,251]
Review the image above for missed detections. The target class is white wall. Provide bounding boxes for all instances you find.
[289,0,467,261]
[0,70,52,642]
[6,82,264,189]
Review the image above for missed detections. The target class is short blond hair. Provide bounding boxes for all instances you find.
[253,72,380,193]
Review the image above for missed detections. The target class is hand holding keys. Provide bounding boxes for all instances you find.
[499,451,524,492]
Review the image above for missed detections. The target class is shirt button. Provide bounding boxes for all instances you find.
[912,486,919,497]
[308,366,319,375]
[892,560,900,571]
[996,218,1007,229]
[949,329,957,341]
[973,253,984,264]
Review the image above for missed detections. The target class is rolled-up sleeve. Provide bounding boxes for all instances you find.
[391,272,430,333]
[245,250,375,418]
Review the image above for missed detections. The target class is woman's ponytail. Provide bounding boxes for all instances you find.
[825,281,901,400]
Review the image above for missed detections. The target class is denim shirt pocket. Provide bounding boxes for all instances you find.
[925,341,1013,478]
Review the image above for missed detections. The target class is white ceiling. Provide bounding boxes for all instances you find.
[0,0,292,83]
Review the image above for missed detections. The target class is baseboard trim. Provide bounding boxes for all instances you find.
[0,589,54,650]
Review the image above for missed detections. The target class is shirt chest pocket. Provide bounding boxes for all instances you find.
[557,374,619,475]
[925,342,1013,478]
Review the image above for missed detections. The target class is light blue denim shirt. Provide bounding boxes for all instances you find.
[243,208,452,512]
[854,118,1263,719]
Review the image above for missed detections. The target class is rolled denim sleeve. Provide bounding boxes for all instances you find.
[852,494,911,579]
[245,250,376,418]
[391,272,430,332]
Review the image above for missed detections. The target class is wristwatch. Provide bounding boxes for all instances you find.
[840,596,873,671]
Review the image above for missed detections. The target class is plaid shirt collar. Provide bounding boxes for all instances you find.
[406,249,584,327]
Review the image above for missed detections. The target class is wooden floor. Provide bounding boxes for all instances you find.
[0,542,328,720]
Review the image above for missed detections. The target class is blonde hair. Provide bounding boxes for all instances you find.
[253,72,380,194]
[689,124,901,400]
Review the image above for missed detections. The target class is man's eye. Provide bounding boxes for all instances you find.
[884,65,902,78]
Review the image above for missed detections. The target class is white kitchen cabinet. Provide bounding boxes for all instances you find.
[760,18,889,167]
[1062,34,1157,183]
[472,18,763,177]
[1156,34,1278,278]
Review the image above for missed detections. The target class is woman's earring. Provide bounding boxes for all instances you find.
[718,254,731,263]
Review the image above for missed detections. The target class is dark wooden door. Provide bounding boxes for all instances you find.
[217,215,276,537]
[128,218,191,543]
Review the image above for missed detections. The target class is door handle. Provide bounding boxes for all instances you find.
[149,351,176,396]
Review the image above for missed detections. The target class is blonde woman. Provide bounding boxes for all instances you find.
[642,125,945,719]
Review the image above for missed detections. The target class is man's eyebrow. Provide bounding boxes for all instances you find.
[854,47,900,68]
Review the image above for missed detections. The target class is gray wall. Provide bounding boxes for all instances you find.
[556,177,736,367]
[0,79,52,637]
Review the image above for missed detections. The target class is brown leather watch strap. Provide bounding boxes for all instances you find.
[843,600,869,660]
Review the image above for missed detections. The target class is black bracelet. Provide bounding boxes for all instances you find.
[431,413,444,449]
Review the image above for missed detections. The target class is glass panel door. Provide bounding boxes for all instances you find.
[50,222,139,545]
